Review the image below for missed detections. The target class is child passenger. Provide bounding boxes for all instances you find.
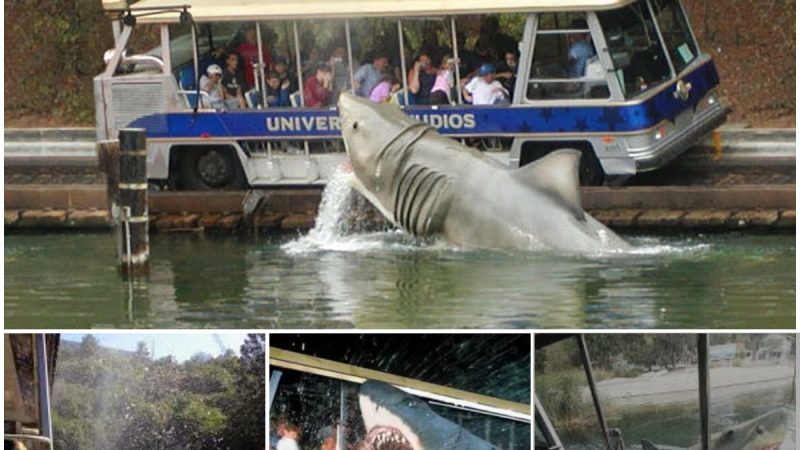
[276,423,301,450]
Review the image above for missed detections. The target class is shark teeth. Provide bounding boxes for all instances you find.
[365,426,413,450]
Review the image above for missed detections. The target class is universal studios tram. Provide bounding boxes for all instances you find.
[96,0,727,189]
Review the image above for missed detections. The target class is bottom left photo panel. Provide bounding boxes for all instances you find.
[4,332,266,450]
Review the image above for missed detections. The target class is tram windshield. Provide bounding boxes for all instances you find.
[535,334,796,450]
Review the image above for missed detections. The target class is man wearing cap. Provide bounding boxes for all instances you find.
[198,64,226,109]
[463,64,509,105]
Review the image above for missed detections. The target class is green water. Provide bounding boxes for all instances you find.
[4,231,795,329]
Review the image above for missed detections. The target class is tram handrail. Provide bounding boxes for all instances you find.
[269,347,531,422]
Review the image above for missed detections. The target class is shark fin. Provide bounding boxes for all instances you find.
[511,149,585,220]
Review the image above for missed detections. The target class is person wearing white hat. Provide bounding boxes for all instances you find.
[199,64,226,109]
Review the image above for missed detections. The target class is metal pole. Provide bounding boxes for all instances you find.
[578,335,612,450]
[345,20,355,93]
[338,382,346,450]
[35,334,54,450]
[160,25,171,76]
[269,369,283,409]
[397,20,409,105]
[117,129,149,277]
[698,334,710,450]
[256,22,268,108]
[450,17,463,104]
[293,21,305,106]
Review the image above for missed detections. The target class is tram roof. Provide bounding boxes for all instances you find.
[108,0,637,23]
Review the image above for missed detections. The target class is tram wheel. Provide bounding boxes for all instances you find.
[179,147,246,190]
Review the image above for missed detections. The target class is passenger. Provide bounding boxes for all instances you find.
[198,64,226,110]
[429,55,456,105]
[221,52,248,109]
[237,25,274,88]
[495,50,518,97]
[567,19,596,78]
[265,71,292,107]
[463,63,509,105]
[318,426,336,450]
[276,422,301,450]
[407,52,438,104]
[368,72,401,103]
[303,62,334,107]
[328,45,351,96]
[273,57,298,93]
[353,52,389,98]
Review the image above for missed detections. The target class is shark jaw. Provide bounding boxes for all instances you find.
[359,394,423,450]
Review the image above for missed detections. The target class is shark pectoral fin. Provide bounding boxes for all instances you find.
[511,149,585,220]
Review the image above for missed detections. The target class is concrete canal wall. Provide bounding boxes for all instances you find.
[4,127,795,232]
[4,185,795,232]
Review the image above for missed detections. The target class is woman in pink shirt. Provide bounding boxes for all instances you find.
[429,55,456,105]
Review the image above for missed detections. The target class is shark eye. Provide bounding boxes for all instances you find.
[755,426,763,435]
[352,121,359,130]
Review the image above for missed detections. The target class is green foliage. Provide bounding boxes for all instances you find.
[51,334,265,450]
[4,0,115,124]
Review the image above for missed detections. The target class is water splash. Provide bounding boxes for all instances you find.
[282,168,427,254]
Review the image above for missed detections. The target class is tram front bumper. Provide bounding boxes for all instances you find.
[629,101,730,172]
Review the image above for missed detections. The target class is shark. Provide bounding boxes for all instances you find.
[357,380,499,450]
[641,408,789,450]
[337,92,630,254]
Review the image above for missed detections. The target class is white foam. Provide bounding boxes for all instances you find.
[282,168,433,255]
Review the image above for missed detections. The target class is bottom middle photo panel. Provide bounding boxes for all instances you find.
[268,333,532,450]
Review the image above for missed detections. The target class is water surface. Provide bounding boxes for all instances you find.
[4,230,795,329]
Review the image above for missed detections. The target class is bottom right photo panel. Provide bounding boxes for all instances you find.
[535,333,796,450]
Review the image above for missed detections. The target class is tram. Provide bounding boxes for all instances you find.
[96,0,727,189]
[270,347,531,450]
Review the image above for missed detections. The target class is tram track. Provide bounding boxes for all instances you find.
[4,128,795,231]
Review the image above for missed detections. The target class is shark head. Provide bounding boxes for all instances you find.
[338,93,428,211]
[642,407,789,450]
[358,380,497,450]
[709,407,788,450]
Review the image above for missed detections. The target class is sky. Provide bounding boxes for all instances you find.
[61,333,253,362]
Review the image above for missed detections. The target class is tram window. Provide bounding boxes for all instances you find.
[585,334,701,449]
[534,337,606,449]
[651,0,699,73]
[527,13,610,101]
[708,334,794,449]
[400,18,456,105]
[269,368,527,450]
[597,0,672,98]
[294,20,348,108]
[349,18,404,101]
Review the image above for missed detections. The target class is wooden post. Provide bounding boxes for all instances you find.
[116,128,149,277]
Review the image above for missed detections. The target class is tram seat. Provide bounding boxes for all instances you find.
[389,89,407,105]
[289,91,302,107]
[245,88,261,108]
[178,90,211,109]
[179,65,196,90]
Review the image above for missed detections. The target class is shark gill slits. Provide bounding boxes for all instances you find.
[410,173,446,236]
[394,165,426,227]
[403,170,439,233]
[415,175,448,235]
